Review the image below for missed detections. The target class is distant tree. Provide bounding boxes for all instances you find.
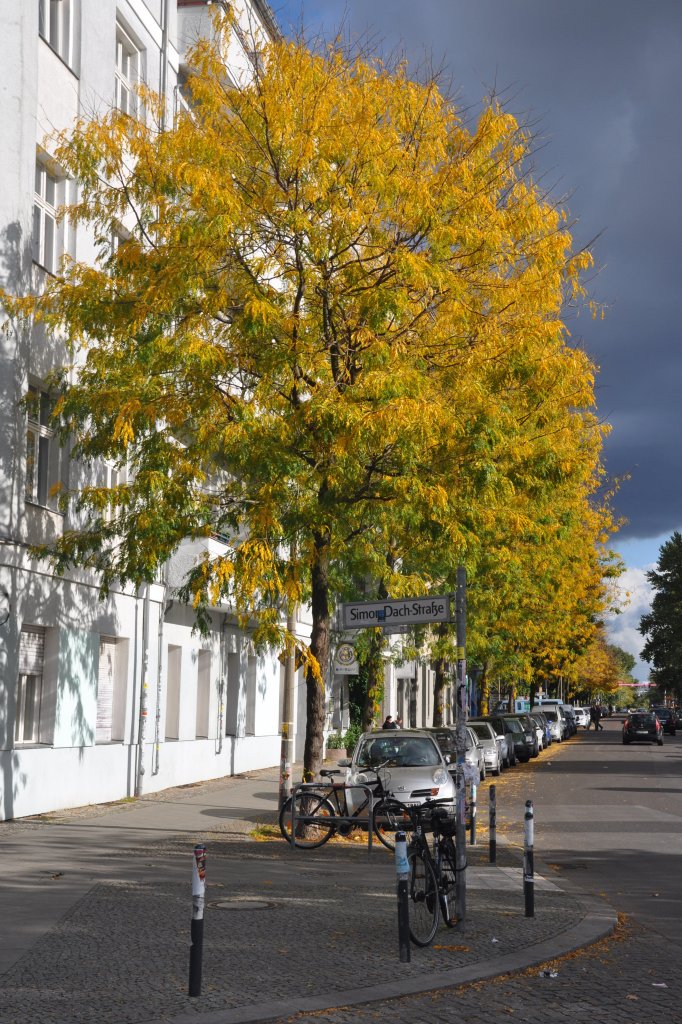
[607,644,637,681]
[640,532,682,700]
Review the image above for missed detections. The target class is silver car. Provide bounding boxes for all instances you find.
[468,720,502,775]
[344,729,455,813]
[426,725,487,782]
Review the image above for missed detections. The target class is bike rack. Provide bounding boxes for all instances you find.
[289,781,379,853]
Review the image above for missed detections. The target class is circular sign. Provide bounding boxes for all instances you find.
[336,643,356,666]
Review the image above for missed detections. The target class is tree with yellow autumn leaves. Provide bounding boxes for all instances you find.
[2,11,621,780]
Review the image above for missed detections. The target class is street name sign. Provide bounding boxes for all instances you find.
[340,595,451,630]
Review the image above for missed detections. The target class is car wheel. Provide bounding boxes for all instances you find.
[622,738,629,744]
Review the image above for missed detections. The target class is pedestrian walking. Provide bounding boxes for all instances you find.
[595,705,603,731]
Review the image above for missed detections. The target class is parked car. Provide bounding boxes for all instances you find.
[470,716,518,768]
[468,720,503,775]
[507,713,541,758]
[651,706,678,735]
[529,709,552,748]
[343,729,456,812]
[622,712,663,746]
[539,705,565,742]
[500,715,534,762]
[573,706,590,729]
[426,725,486,782]
[561,705,577,736]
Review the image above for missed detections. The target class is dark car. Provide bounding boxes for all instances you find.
[505,713,540,758]
[530,709,552,748]
[651,706,677,735]
[622,712,663,746]
[499,715,534,762]
[470,716,517,768]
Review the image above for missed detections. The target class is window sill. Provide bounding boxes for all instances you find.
[25,500,64,517]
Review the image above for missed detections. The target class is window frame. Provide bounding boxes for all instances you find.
[15,628,46,745]
[33,160,62,275]
[39,0,73,67]
[115,22,141,117]
[25,383,59,509]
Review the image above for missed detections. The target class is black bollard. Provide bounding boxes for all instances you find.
[469,780,477,846]
[189,844,207,997]
[395,831,411,962]
[523,800,534,918]
[489,784,497,864]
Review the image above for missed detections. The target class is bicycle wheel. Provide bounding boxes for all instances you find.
[373,798,413,851]
[407,849,439,947]
[279,792,336,849]
[437,835,458,928]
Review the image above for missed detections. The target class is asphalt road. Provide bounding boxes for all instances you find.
[518,714,682,938]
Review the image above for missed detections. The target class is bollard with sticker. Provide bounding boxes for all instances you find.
[395,831,411,962]
[189,844,207,997]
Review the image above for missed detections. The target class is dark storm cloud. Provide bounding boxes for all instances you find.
[277,0,682,540]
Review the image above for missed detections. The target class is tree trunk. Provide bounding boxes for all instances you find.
[433,657,447,726]
[303,529,331,782]
[432,621,450,726]
[362,628,384,730]
[478,661,490,716]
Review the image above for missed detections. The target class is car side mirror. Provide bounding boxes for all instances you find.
[444,753,453,764]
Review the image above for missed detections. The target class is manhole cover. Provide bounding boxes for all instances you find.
[212,899,273,911]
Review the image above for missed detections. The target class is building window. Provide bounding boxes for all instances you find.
[33,161,61,275]
[25,385,57,507]
[16,628,46,744]
[39,0,72,66]
[96,637,127,742]
[115,23,140,116]
[196,649,211,738]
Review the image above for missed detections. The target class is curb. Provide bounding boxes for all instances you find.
[161,908,618,1024]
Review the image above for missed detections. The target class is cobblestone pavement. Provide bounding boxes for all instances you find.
[0,837,589,1024]
[269,915,682,1024]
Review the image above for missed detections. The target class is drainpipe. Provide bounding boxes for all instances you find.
[135,582,151,796]
[216,614,228,755]
[159,0,171,130]
[152,568,169,775]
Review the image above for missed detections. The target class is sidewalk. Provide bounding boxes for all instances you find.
[0,767,616,1024]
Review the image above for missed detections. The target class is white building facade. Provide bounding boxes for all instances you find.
[0,0,315,823]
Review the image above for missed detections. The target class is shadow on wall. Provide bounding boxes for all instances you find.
[1,218,128,819]
[0,217,34,822]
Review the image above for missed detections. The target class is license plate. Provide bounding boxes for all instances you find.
[636,730,649,736]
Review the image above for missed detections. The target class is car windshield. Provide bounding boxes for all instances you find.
[655,708,670,718]
[470,723,492,741]
[355,734,441,768]
[505,718,523,733]
[543,708,559,719]
[631,714,656,726]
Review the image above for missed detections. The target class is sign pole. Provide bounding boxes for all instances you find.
[454,566,467,926]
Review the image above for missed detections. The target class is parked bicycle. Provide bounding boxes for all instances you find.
[403,798,459,946]
[278,761,412,851]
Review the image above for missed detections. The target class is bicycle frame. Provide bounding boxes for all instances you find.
[289,781,377,850]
